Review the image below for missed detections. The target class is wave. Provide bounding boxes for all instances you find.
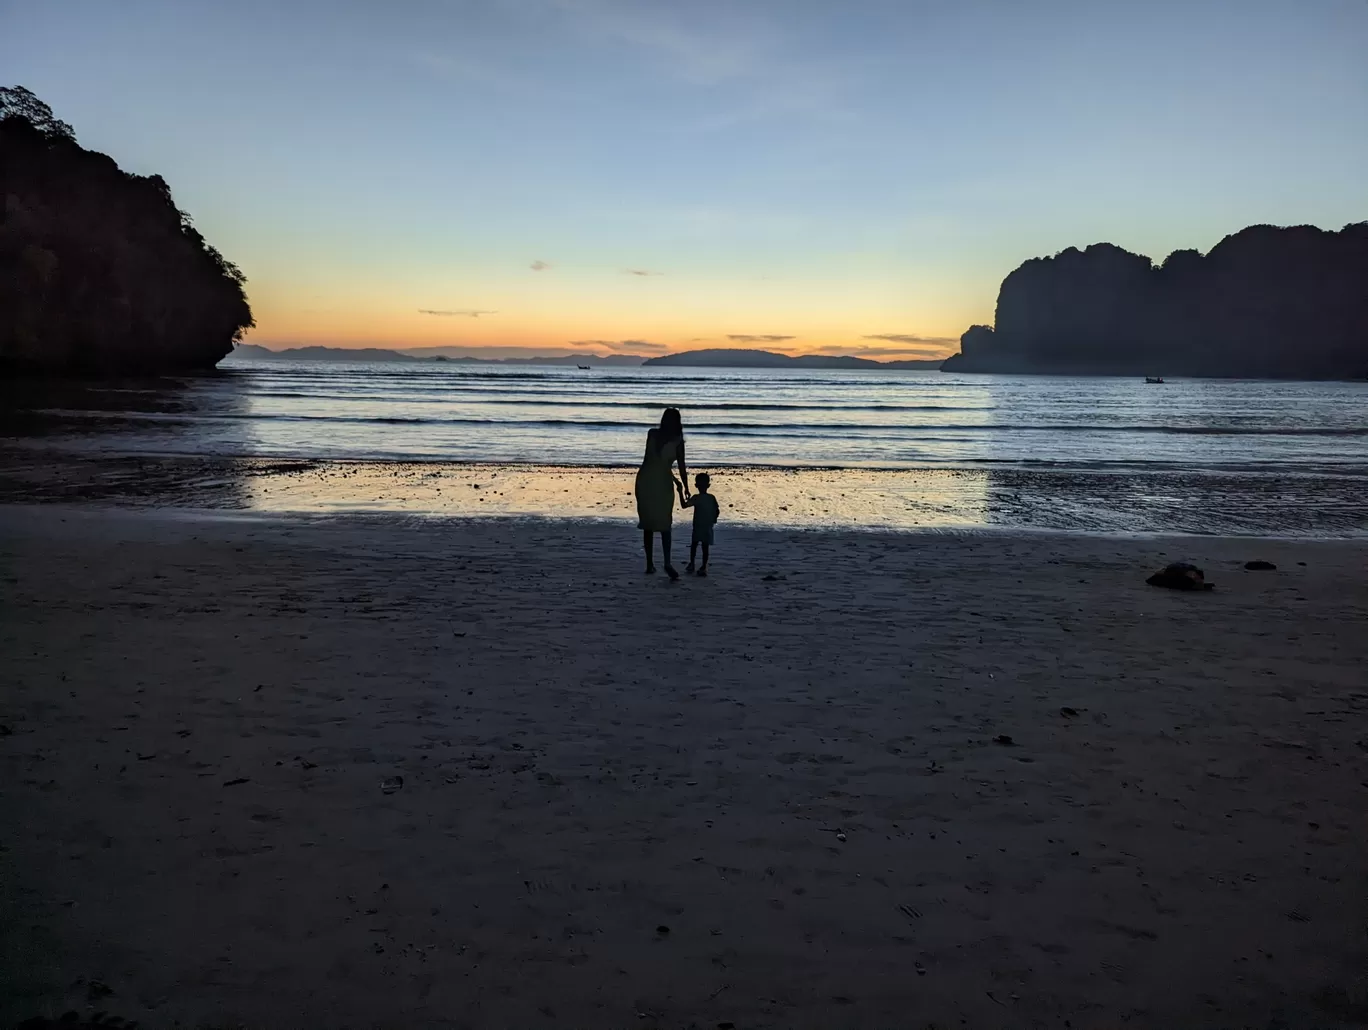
[226,366,939,388]
[246,391,992,413]
[43,408,1368,437]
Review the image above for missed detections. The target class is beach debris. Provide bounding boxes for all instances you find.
[1146,562,1214,591]
[1244,560,1277,571]
[836,832,848,842]
[381,776,404,794]
[86,980,113,1001]
[1060,706,1079,718]
[762,573,787,582]
[655,925,671,936]
[222,777,249,787]
[993,734,1017,746]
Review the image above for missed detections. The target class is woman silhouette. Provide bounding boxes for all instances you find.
[635,407,688,579]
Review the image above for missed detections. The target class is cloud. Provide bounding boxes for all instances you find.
[816,345,935,358]
[861,334,958,346]
[726,334,795,344]
[530,260,552,271]
[418,308,498,317]
[804,336,958,358]
[541,0,860,130]
[545,0,755,86]
[623,268,663,276]
[569,339,668,353]
[411,51,546,99]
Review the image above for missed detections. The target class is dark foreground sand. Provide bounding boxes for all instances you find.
[2,506,1367,1029]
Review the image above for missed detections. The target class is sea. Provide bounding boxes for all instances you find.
[3,357,1366,535]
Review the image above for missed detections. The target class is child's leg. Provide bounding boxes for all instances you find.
[687,537,698,571]
[700,541,710,569]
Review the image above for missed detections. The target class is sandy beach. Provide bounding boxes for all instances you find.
[3,505,1368,1029]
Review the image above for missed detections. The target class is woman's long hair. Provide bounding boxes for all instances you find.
[656,407,683,450]
[659,407,682,438]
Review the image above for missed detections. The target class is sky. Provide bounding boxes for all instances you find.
[3,0,1366,360]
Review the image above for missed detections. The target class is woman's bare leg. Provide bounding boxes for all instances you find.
[662,529,679,580]
[643,529,655,573]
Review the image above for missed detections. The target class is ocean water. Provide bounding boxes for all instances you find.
[19,357,1368,474]
[5,358,1366,534]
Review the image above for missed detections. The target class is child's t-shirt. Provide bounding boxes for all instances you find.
[691,492,719,528]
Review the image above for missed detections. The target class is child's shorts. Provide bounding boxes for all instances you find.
[692,526,715,545]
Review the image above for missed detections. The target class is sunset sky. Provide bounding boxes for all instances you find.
[4,0,1366,359]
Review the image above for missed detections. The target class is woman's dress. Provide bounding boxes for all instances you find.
[635,429,680,532]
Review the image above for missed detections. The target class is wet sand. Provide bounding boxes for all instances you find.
[3,506,1368,1028]
[3,448,1367,536]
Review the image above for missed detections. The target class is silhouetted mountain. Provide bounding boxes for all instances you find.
[0,86,253,376]
[400,347,647,366]
[230,344,417,363]
[942,223,1368,378]
[228,344,649,366]
[644,348,945,369]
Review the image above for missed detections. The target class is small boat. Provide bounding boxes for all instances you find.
[1145,376,1165,384]
[577,364,591,370]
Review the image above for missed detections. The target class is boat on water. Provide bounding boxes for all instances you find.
[577,364,591,370]
[1145,376,1165,384]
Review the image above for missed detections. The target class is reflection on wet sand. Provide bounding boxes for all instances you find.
[241,462,992,529]
[3,449,1366,535]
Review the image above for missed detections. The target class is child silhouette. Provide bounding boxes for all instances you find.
[678,472,720,576]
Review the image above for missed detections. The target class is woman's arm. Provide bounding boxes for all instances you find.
[676,439,689,498]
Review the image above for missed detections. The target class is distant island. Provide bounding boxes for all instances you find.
[643,348,945,370]
[942,222,1368,379]
[0,86,253,376]
[229,344,948,370]
[228,344,647,367]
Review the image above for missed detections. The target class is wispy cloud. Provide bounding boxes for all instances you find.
[530,260,552,271]
[544,0,755,85]
[817,346,936,358]
[623,268,663,276]
[418,308,498,317]
[569,338,667,353]
[541,0,864,130]
[861,334,958,346]
[805,336,957,358]
[727,334,795,344]
[411,50,546,98]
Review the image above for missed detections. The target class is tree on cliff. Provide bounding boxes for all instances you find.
[0,86,254,376]
[942,223,1368,379]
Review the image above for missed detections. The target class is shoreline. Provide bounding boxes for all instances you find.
[4,449,1367,538]
[3,507,1367,1027]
